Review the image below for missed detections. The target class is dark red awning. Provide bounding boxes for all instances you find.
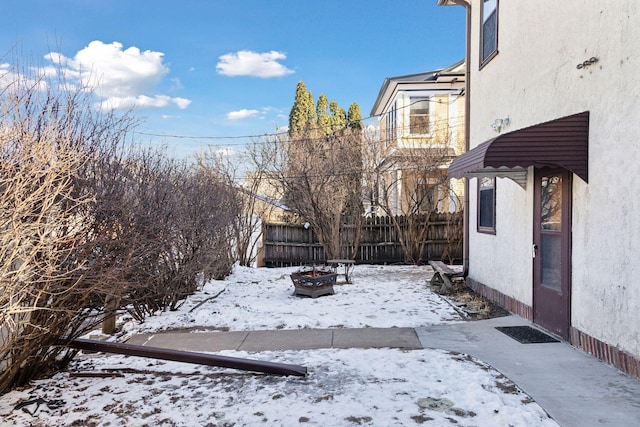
[448,111,589,187]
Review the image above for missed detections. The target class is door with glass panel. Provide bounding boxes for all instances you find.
[533,168,571,339]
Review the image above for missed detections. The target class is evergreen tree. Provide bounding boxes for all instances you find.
[347,102,363,130]
[288,80,316,134]
[288,82,362,136]
[329,100,347,133]
[316,94,331,135]
[283,81,365,260]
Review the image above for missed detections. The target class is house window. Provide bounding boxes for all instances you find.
[385,102,397,145]
[481,0,498,65]
[478,177,495,233]
[416,180,436,213]
[409,97,430,134]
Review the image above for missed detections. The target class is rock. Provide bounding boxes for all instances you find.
[417,397,454,412]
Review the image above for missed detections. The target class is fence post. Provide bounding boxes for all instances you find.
[102,295,118,335]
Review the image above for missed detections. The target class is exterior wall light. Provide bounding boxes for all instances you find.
[491,116,510,133]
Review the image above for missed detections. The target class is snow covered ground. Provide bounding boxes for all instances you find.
[0,264,560,426]
[118,264,462,336]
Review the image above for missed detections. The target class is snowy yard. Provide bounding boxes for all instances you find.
[118,264,461,336]
[0,264,559,426]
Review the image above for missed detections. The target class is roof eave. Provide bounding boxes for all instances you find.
[370,78,394,117]
[370,59,465,117]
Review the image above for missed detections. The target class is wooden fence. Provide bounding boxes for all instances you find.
[261,212,463,267]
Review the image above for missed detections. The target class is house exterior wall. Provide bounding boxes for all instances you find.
[467,173,533,305]
[244,172,292,223]
[377,87,466,215]
[391,93,465,152]
[463,1,640,360]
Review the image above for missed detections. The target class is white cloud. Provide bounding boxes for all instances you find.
[216,50,294,78]
[98,95,192,111]
[173,97,191,109]
[0,63,48,91]
[227,109,260,120]
[43,41,191,110]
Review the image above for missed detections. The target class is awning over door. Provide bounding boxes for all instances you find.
[448,111,589,188]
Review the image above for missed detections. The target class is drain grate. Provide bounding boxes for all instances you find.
[496,326,559,344]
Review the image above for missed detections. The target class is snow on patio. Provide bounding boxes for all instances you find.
[0,264,560,426]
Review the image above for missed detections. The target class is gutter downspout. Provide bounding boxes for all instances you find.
[442,0,471,277]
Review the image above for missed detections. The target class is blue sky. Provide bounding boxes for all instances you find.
[1,1,465,157]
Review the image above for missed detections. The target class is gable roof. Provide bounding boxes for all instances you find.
[370,59,465,117]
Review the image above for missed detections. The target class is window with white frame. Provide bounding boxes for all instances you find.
[385,102,397,145]
[409,97,430,134]
[481,0,498,65]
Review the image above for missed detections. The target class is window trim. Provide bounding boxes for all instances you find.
[479,0,499,69]
[408,96,431,136]
[385,101,397,146]
[477,177,496,234]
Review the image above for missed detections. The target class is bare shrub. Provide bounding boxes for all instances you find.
[0,58,239,394]
[0,62,134,393]
[82,145,239,322]
[198,141,289,267]
[365,128,460,263]
[262,128,363,260]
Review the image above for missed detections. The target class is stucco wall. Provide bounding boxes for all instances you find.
[467,173,533,306]
[465,1,640,356]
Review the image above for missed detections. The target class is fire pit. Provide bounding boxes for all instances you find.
[290,267,338,298]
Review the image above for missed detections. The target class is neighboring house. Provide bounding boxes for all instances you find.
[243,171,294,224]
[369,60,466,216]
[241,172,295,267]
[440,0,640,378]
